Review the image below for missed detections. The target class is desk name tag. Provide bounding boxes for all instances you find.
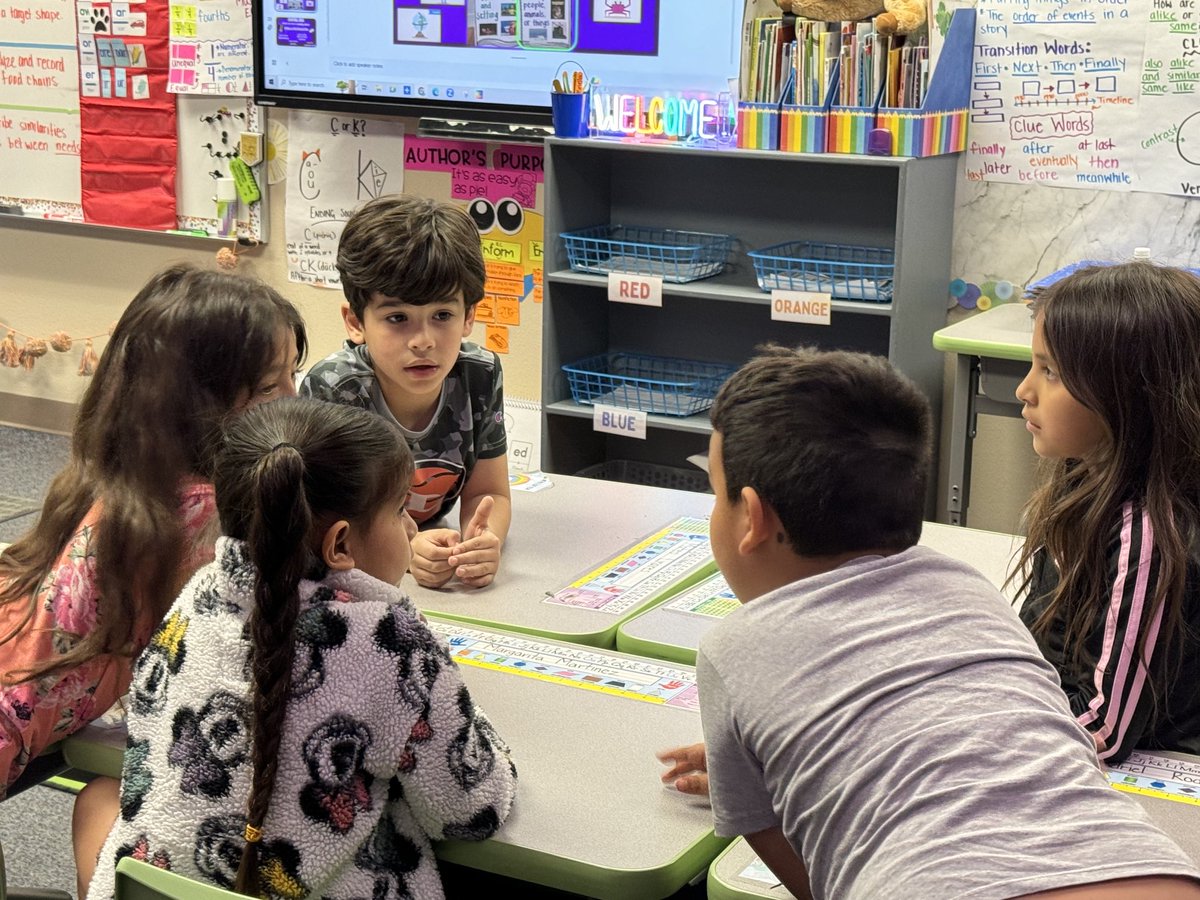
[608,273,663,307]
[593,404,647,439]
[771,290,832,325]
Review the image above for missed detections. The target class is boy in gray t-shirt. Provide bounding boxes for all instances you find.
[659,346,1200,900]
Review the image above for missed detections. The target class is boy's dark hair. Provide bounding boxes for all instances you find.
[711,345,932,556]
[337,194,486,319]
[214,397,414,896]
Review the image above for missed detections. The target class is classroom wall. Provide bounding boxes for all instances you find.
[2,135,1198,534]
[0,122,544,426]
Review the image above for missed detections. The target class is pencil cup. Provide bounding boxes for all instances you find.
[551,90,590,139]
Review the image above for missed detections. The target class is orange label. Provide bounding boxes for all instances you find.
[485,278,524,298]
[475,297,496,323]
[486,324,510,354]
[487,260,524,281]
[495,297,520,326]
[533,283,543,303]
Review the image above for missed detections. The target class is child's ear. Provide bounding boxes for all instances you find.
[321,520,356,571]
[738,486,776,556]
[341,302,366,344]
[462,303,477,336]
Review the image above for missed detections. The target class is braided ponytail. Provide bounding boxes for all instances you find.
[234,443,313,895]
[214,399,414,895]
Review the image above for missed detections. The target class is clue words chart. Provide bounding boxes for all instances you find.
[428,619,700,710]
[968,0,1200,195]
[544,516,714,616]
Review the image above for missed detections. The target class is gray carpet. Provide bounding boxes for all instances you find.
[0,425,76,894]
[0,425,70,543]
[0,784,78,895]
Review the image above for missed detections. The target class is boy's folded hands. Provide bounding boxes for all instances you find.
[410,496,503,589]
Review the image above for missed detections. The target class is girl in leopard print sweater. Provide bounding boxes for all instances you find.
[84,399,516,900]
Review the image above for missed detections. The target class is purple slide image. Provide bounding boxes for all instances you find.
[277,17,317,46]
[578,0,658,54]
[275,0,316,10]
[394,1,468,44]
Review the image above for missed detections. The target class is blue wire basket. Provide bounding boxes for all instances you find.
[748,241,895,302]
[562,352,736,417]
[561,225,735,283]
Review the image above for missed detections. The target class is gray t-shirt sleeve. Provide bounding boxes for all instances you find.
[473,350,506,460]
[698,647,779,839]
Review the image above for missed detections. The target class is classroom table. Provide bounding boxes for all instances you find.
[406,473,715,647]
[64,620,726,900]
[932,302,1033,527]
[615,520,1023,664]
[707,749,1200,900]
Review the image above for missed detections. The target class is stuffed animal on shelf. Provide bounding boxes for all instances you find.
[775,0,886,22]
[774,0,927,35]
[873,0,927,35]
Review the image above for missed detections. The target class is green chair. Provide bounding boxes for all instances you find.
[114,858,246,900]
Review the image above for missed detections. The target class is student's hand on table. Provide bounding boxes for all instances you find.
[410,528,460,588]
[657,742,710,795]
[450,496,502,589]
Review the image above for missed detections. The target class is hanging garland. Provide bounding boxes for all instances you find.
[0,322,115,376]
[1,241,259,376]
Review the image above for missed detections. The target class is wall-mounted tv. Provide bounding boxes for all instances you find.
[253,1,743,128]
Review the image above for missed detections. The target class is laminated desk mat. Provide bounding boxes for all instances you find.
[543,515,715,616]
[428,620,699,710]
[1107,751,1200,806]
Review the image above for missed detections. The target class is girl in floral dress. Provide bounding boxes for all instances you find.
[0,263,306,798]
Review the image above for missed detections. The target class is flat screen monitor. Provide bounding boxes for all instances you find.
[253,1,743,127]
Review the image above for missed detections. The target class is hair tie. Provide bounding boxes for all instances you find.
[244,823,263,843]
[271,442,298,453]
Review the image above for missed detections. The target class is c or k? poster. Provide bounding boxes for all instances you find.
[968,0,1200,196]
[285,111,406,288]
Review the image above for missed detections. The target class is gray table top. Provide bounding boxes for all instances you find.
[407,474,714,646]
[66,619,726,900]
[425,619,726,899]
[617,521,1024,664]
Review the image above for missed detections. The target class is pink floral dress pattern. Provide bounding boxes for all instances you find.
[0,483,216,797]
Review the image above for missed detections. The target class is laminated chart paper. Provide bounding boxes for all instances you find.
[167,0,254,95]
[545,515,714,616]
[0,0,81,210]
[285,110,405,287]
[969,0,1200,195]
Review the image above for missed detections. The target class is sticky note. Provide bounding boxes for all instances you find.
[485,324,510,354]
[475,298,496,323]
[228,157,262,204]
[495,297,520,326]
